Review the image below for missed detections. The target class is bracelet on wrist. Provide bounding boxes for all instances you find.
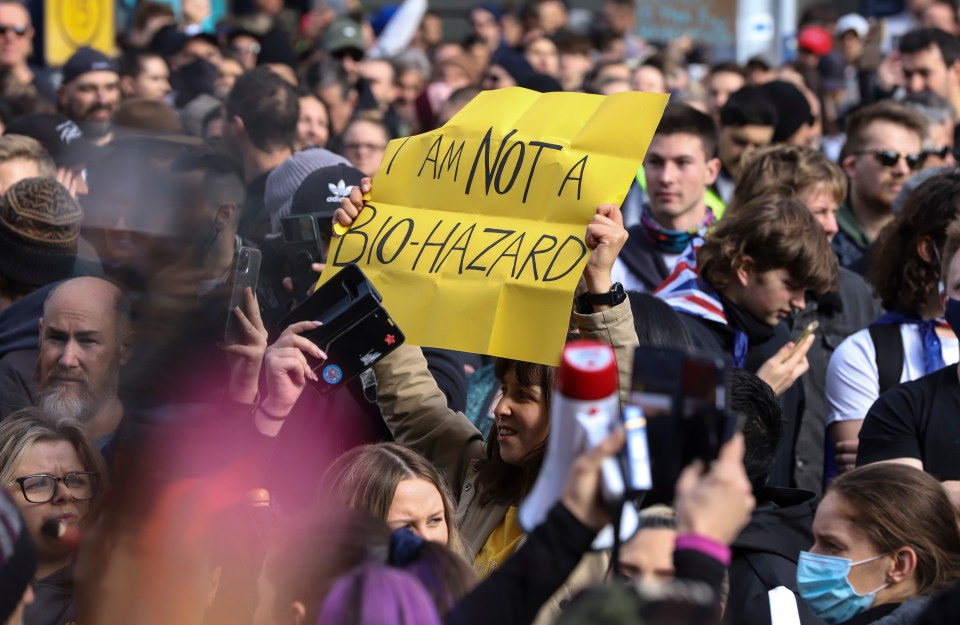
[257,403,290,421]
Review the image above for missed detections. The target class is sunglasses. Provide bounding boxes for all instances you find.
[0,24,29,37]
[924,146,951,160]
[333,48,364,62]
[855,149,926,171]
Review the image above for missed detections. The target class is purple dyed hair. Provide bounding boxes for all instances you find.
[317,562,443,625]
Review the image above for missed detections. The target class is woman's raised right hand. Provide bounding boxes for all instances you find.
[261,321,327,417]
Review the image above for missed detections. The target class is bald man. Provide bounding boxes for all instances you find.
[33,277,132,442]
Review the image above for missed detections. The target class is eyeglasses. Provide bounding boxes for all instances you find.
[13,472,98,504]
[923,146,952,160]
[344,142,386,153]
[854,149,926,171]
[0,24,29,37]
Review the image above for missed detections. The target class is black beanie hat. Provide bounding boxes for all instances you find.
[758,80,813,143]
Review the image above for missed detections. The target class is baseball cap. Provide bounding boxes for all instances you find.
[290,163,365,220]
[798,25,833,56]
[4,113,100,167]
[836,13,869,39]
[322,18,367,54]
[62,47,118,85]
[266,149,352,233]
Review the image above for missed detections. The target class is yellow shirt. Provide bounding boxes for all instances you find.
[473,505,524,578]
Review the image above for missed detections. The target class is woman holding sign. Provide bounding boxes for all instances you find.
[331,177,638,624]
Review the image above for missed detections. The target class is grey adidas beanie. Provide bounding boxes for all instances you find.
[0,490,37,621]
[265,148,350,235]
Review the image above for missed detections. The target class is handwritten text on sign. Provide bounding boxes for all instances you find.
[323,88,669,365]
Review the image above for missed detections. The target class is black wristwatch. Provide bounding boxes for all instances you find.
[575,282,626,314]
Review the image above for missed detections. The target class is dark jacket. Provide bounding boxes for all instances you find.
[841,598,929,625]
[790,267,880,495]
[446,503,728,625]
[0,282,58,419]
[678,298,804,488]
[618,224,673,293]
[724,487,821,625]
[24,565,73,625]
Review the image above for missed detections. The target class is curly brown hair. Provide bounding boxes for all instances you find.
[869,170,960,314]
[697,195,838,294]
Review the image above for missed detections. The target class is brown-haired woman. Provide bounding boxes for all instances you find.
[826,170,960,474]
[799,463,960,624]
[290,179,638,624]
[322,442,466,557]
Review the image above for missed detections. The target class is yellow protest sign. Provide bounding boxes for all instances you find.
[45,0,115,67]
[323,87,668,365]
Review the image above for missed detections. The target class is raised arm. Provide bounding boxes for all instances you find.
[373,346,485,496]
[574,203,636,406]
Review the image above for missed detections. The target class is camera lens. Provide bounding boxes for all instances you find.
[239,251,249,272]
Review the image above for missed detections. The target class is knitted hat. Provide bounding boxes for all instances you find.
[757,80,813,144]
[265,149,350,234]
[290,163,365,219]
[0,490,37,622]
[0,177,83,287]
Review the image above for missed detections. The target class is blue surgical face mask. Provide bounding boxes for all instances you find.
[797,551,889,625]
[945,297,960,337]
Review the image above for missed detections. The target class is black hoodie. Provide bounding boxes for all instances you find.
[723,487,826,625]
[0,283,57,418]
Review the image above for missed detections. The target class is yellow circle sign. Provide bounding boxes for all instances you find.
[55,0,102,47]
[44,0,114,67]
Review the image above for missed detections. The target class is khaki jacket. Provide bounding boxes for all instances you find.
[372,300,638,623]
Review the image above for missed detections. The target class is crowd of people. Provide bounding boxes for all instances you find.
[5,0,960,624]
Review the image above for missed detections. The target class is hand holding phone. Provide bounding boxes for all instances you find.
[224,247,262,344]
[791,321,819,355]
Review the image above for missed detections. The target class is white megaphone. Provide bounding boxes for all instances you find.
[519,339,640,550]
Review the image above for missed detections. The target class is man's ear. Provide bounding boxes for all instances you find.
[119,331,135,366]
[119,75,135,97]
[229,115,245,138]
[704,156,721,185]
[289,600,307,625]
[215,203,237,228]
[950,60,960,89]
[735,255,755,288]
[842,154,858,179]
